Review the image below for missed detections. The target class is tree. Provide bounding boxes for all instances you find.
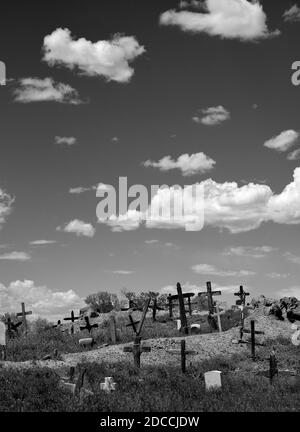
[85,291,118,313]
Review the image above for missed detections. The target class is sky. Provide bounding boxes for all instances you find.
[0,0,300,322]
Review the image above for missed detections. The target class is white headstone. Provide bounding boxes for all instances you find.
[0,321,6,346]
[191,324,201,331]
[177,319,181,331]
[204,370,222,391]
[79,338,93,347]
[100,377,116,392]
[292,329,300,346]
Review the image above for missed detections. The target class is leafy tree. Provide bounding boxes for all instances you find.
[85,291,118,313]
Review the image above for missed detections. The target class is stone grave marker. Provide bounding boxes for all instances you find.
[204,371,222,391]
[100,377,116,392]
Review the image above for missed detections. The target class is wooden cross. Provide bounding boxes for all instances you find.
[52,320,62,329]
[121,299,143,312]
[125,298,151,337]
[211,305,225,332]
[198,282,221,315]
[123,335,151,368]
[148,298,164,322]
[109,315,117,344]
[234,286,250,306]
[240,320,265,360]
[80,316,98,334]
[126,314,140,333]
[16,302,32,334]
[64,310,80,334]
[167,291,194,319]
[166,340,196,373]
[6,317,22,338]
[176,283,188,335]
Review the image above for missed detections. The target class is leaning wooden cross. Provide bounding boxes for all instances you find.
[166,340,196,373]
[211,305,225,333]
[16,302,32,334]
[123,298,151,368]
[239,320,265,360]
[64,310,80,334]
[198,282,221,332]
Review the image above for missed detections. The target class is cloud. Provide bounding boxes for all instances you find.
[57,219,95,237]
[0,251,31,261]
[143,152,216,176]
[29,240,57,246]
[266,272,289,279]
[193,106,230,126]
[287,148,300,161]
[223,246,276,258]
[145,239,159,244]
[13,77,83,104]
[110,270,135,275]
[98,167,300,233]
[283,4,300,22]
[160,0,279,41]
[43,28,145,83]
[0,280,84,322]
[191,263,255,277]
[0,188,13,230]
[284,252,300,265]
[264,130,299,152]
[55,136,77,146]
[276,286,300,300]
[69,184,98,194]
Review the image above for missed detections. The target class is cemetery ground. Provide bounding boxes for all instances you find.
[0,306,299,412]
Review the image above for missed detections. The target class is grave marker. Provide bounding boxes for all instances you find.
[240,320,265,360]
[100,377,116,392]
[148,298,164,322]
[166,339,196,373]
[123,335,151,368]
[6,317,22,339]
[64,310,80,335]
[212,305,225,333]
[109,315,117,344]
[198,282,221,315]
[168,291,195,319]
[16,302,32,334]
[234,286,249,306]
[80,316,98,334]
[204,371,222,391]
[269,352,278,383]
[176,283,188,335]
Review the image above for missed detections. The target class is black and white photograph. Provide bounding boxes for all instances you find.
[0,0,299,418]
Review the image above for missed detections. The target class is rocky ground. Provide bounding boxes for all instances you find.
[1,307,298,379]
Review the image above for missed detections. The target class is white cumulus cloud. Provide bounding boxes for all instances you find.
[0,280,84,323]
[191,263,255,277]
[264,130,299,152]
[160,0,279,41]
[55,136,77,146]
[57,219,95,237]
[0,188,13,230]
[193,106,230,126]
[283,4,300,22]
[143,152,216,176]
[0,251,31,261]
[43,28,145,83]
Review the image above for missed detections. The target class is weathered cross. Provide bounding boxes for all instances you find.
[64,310,80,334]
[148,298,164,322]
[80,316,98,334]
[6,317,22,338]
[123,298,151,368]
[176,283,189,335]
[52,320,62,329]
[234,286,250,306]
[123,335,151,368]
[166,339,196,373]
[198,282,221,315]
[211,305,225,332]
[240,320,265,360]
[167,291,194,319]
[125,297,151,337]
[16,302,32,334]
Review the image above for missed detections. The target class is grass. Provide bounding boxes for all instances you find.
[4,309,244,362]
[0,352,299,412]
